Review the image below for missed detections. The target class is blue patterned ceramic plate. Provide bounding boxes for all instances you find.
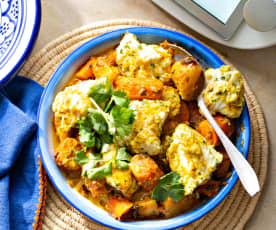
[38,27,251,230]
[0,0,41,85]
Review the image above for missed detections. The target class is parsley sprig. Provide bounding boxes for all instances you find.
[152,171,185,202]
[75,79,134,176]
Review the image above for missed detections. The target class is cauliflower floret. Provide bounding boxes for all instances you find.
[202,65,245,118]
[125,100,171,156]
[52,79,105,141]
[166,124,223,195]
[116,33,172,84]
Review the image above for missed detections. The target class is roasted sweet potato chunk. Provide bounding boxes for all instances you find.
[129,154,164,192]
[161,194,199,218]
[134,199,160,218]
[54,137,82,171]
[171,57,204,101]
[114,76,163,100]
[106,197,133,220]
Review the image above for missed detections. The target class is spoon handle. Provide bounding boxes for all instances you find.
[198,95,260,196]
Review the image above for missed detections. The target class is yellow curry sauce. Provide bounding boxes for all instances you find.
[51,33,244,221]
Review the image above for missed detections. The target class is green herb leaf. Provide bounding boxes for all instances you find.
[152,171,185,202]
[116,147,130,161]
[74,150,89,165]
[166,183,185,201]
[77,79,134,173]
[78,107,113,150]
[88,108,108,134]
[111,105,134,138]
[88,84,111,104]
[115,147,130,170]
[87,162,112,179]
[112,90,130,108]
[150,63,155,68]
[151,184,167,202]
[82,153,102,176]
[78,124,96,147]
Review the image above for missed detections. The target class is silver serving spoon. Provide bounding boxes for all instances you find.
[168,44,260,197]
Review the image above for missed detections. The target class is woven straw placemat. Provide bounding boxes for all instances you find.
[20,19,268,230]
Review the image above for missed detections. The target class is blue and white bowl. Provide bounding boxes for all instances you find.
[38,27,251,230]
[0,0,41,85]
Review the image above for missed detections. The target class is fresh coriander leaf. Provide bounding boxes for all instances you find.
[151,171,185,202]
[112,90,130,108]
[165,183,185,202]
[88,108,108,134]
[78,79,133,156]
[150,63,155,68]
[88,84,111,104]
[116,147,130,161]
[74,151,89,165]
[115,147,130,170]
[151,184,167,202]
[159,171,181,184]
[79,125,95,147]
[77,117,92,128]
[115,160,129,170]
[94,135,102,150]
[82,153,102,176]
[106,78,113,92]
[87,162,112,179]
[111,106,134,138]
[116,124,133,139]
[100,133,113,144]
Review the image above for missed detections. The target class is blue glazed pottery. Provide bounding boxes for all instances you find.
[0,0,41,85]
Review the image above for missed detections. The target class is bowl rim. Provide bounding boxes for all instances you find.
[0,0,41,86]
[37,26,251,230]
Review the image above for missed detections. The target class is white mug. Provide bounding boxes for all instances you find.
[243,0,276,32]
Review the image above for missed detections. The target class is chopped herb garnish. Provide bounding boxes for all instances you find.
[86,162,112,179]
[150,63,155,68]
[221,76,226,80]
[211,99,217,103]
[115,147,131,169]
[76,79,134,171]
[152,171,185,202]
[75,151,112,179]
[74,150,90,165]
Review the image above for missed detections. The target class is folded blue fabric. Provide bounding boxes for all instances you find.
[0,76,43,230]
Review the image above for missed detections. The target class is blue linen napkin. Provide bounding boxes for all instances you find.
[0,76,43,230]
